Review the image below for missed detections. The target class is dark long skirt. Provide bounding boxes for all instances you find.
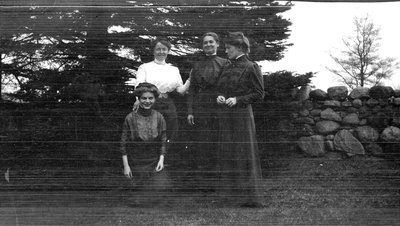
[153,97,178,143]
[126,144,172,207]
[189,106,219,190]
[129,161,171,192]
[217,104,264,205]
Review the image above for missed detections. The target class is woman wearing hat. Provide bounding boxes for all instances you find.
[216,32,265,207]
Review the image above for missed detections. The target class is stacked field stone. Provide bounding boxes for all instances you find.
[293,85,400,157]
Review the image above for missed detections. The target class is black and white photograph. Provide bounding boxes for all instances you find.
[1,0,400,225]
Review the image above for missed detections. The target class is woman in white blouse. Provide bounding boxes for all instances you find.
[133,37,190,144]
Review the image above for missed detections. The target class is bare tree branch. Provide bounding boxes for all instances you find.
[327,15,399,89]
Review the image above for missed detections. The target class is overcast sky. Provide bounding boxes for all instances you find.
[261,1,400,91]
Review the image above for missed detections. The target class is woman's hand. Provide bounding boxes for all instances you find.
[225,97,237,107]
[177,79,191,95]
[155,155,165,172]
[132,99,140,112]
[123,165,132,178]
[187,114,195,126]
[217,95,226,105]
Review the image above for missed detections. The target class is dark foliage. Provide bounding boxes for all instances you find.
[1,1,291,105]
[1,1,293,168]
[264,70,314,100]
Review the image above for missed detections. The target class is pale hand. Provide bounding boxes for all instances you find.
[187,114,195,125]
[217,96,226,105]
[155,155,164,172]
[124,165,132,178]
[226,97,237,107]
[132,99,140,112]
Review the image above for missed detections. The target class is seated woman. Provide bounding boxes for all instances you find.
[120,82,171,206]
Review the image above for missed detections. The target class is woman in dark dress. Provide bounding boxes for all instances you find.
[120,82,171,206]
[216,32,265,207]
[187,32,228,186]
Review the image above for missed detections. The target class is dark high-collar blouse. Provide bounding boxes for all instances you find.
[187,55,229,114]
[120,109,167,159]
[217,55,264,106]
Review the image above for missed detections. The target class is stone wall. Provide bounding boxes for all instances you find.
[292,86,400,158]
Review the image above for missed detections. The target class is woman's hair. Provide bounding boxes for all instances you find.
[201,32,220,44]
[152,37,172,51]
[134,82,160,98]
[224,32,250,54]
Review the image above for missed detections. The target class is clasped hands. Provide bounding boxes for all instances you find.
[217,96,237,107]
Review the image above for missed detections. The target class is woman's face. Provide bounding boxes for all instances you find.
[225,44,242,60]
[139,91,156,109]
[153,42,169,62]
[202,36,219,55]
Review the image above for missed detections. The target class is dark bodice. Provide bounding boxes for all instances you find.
[191,55,228,89]
[188,55,229,113]
[217,55,264,106]
[120,109,167,159]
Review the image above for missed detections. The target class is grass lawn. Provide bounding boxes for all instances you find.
[1,148,399,225]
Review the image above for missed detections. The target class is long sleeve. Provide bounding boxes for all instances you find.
[187,93,194,115]
[160,130,167,156]
[236,63,264,105]
[159,114,167,155]
[119,117,130,155]
[187,69,197,115]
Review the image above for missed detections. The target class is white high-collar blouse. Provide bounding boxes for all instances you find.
[136,61,188,94]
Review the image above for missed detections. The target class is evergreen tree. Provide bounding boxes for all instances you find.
[1,0,292,103]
